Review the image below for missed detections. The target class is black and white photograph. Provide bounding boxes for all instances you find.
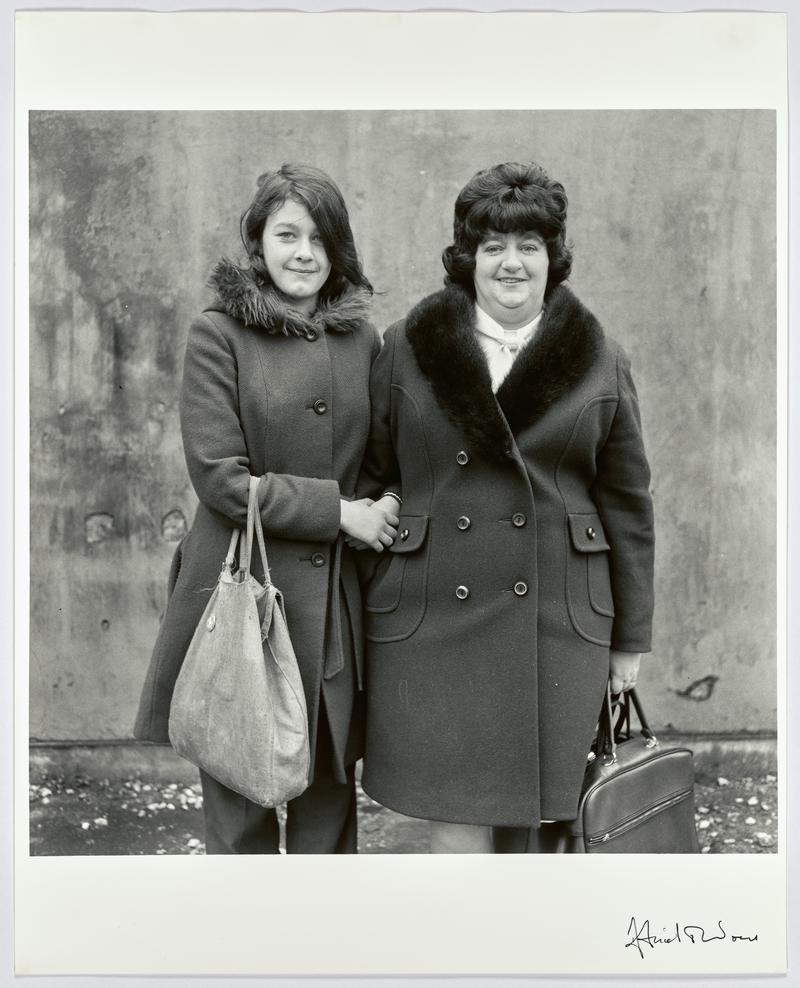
[13,7,791,979]
[27,106,777,857]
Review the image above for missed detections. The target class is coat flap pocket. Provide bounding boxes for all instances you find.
[391,515,429,554]
[568,513,611,553]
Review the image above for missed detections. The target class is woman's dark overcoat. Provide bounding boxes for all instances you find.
[134,261,379,783]
[359,284,655,827]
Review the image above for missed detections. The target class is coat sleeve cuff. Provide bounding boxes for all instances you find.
[256,475,342,542]
[610,634,652,654]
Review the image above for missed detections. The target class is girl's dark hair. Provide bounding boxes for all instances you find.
[442,161,573,299]
[240,163,372,300]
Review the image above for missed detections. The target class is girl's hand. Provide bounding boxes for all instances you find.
[340,498,398,552]
[609,650,641,694]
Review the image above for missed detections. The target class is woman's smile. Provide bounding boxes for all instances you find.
[261,199,332,314]
[473,230,548,329]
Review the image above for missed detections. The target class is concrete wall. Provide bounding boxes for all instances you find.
[28,110,777,740]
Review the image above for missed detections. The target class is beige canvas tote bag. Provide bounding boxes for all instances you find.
[169,476,310,807]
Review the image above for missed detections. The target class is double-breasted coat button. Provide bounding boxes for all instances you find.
[305,328,319,341]
[456,451,469,466]
[311,553,326,567]
[313,399,328,415]
[586,527,596,540]
[512,512,527,527]
[455,585,470,600]
[399,529,409,542]
[456,516,471,531]
[513,581,528,596]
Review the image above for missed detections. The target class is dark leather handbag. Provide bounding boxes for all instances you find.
[566,687,700,853]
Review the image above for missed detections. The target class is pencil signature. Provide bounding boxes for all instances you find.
[624,917,758,960]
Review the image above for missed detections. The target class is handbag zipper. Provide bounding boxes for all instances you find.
[586,788,694,846]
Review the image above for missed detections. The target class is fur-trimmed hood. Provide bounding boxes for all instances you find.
[207,258,372,338]
[406,284,605,461]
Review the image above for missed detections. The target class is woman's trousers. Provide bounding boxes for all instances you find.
[492,821,573,853]
[200,701,357,854]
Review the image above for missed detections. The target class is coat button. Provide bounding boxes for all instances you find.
[512,512,527,527]
[455,585,470,600]
[586,527,596,540]
[311,553,326,567]
[456,451,469,465]
[513,581,528,596]
[399,529,409,542]
[305,328,319,341]
[313,399,328,415]
[456,516,471,531]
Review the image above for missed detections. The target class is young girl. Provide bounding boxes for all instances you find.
[135,164,397,853]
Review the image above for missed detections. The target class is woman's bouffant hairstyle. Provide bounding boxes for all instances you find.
[442,161,572,299]
[240,163,372,301]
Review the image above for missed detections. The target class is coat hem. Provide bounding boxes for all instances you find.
[361,778,547,829]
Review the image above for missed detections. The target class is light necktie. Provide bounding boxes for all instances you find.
[491,340,520,388]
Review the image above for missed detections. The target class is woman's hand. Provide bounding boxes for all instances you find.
[609,650,641,694]
[340,498,398,552]
[371,494,402,520]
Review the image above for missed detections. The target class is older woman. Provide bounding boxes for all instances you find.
[359,161,655,853]
[135,164,397,854]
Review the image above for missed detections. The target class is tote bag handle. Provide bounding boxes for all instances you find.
[222,476,271,584]
[243,475,271,584]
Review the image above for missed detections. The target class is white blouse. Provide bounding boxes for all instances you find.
[474,304,543,393]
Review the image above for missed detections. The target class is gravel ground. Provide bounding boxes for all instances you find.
[28,771,777,855]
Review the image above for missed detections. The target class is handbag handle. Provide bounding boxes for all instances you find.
[597,685,617,763]
[596,685,657,763]
[628,688,656,740]
[222,476,271,584]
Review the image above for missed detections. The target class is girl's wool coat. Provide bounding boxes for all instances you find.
[134,261,379,783]
[359,284,655,827]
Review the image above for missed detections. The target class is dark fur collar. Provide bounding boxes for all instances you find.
[406,284,605,460]
[207,258,372,337]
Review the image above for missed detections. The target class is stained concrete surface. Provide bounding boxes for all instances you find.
[28,109,778,744]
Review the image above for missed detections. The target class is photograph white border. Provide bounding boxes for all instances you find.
[11,6,792,980]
